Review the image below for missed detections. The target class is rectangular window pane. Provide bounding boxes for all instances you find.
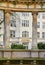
[37,22,40,28]
[10,30,15,38]
[42,13,45,19]
[22,12,29,16]
[22,20,29,27]
[42,22,45,28]
[37,32,40,38]
[42,32,45,38]
[10,20,16,27]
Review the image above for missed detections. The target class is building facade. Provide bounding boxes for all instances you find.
[0,0,45,49]
[0,10,45,49]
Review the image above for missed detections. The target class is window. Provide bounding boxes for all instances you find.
[10,30,15,38]
[42,22,45,28]
[37,14,40,18]
[37,22,40,28]
[22,12,29,16]
[42,13,45,19]
[0,11,4,21]
[10,20,16,27]
[0,10,4,46]
[42,32,45,38]
[22,20,29,27]
[22,31,29,37]
[37,32,40,38]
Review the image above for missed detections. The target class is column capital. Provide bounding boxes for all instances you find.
[5,10,11,14]
[32,11,38,15]
[5,10,10,25]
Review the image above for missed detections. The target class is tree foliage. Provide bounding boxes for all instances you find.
[11,44,26,49]
[37,42,45,49]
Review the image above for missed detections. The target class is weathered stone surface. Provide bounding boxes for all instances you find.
[12,52,30,58]
[4,11,10,48]
[32,12,38,49]
[4,52,11,58]
[39,52,45,58]
[31,52,38,57]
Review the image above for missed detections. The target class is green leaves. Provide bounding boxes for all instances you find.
[37,42,45,49]
[11,44,26,49]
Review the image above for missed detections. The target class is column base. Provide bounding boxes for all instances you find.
[5,45,10,49]
[31,46,38,50]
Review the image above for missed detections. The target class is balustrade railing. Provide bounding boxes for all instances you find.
[0,49,45,58]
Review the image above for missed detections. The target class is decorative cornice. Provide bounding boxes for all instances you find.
[0,0,45,3]
[0,6,45,12]
[0,0,45,12]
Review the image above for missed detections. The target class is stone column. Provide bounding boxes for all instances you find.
[32,12,38,49]
[4,10,10,48]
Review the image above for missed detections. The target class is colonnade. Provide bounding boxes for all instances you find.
[3,10,38,49]
[0,0,45,49]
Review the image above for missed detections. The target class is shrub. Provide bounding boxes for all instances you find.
[37,42,45,49]
[11,44,26,49]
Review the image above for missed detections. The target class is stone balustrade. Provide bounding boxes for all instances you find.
[0,49,45,58]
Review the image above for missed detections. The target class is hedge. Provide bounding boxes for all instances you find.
[37,42,45,49]
[11,44,26,49]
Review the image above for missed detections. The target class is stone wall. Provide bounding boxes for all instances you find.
[0,50,45,58]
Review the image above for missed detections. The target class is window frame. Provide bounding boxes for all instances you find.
[22,31,29,37]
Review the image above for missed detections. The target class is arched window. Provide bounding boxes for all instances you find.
[22,31,29,37]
